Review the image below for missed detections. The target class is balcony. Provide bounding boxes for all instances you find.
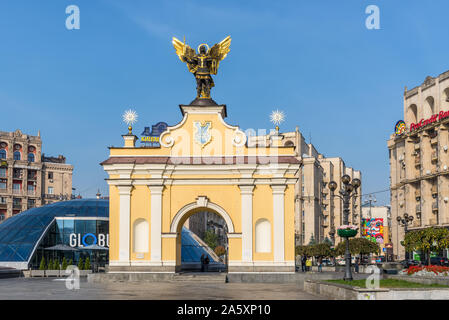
[431,151,438,162]
[416,204,422,213]
[431,185,438,195]
[12,204,21,210]
[27,175,37,181]
[43,194,74,201]
[414,156,421,166]
[27,190,35,196]
[12,189,22,195]
[432,202,439,211]
[415,189,421,199]
[431,137,438,145]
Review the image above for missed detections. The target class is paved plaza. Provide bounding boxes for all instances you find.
[0,277,324,300]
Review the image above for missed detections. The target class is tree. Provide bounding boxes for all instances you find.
[402,227,449,265]
[39,257,46,270]
[295,245,312,257]
[62,257,68,270]
[308,234,316,246]
[310,243,332,259]
[323,237,333,246]
[47,259,53,270]
[84,257,91,271]
[214,245,226,257]
[68,259,73,266]
[335,238,380,258]
[204,230,219,251]
[77,258,84,270]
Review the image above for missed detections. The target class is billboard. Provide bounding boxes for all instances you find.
[362,218,384,244]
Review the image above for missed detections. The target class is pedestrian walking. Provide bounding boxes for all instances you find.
[355,257,360,273]
[200,254,205,272]
[318,256,323,272]
[301,255,307,272]
[204,255,210,272]
[306,257,312,271]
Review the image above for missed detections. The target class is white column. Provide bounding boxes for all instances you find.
[271,185,286,262]
[117,185,132,264]
[149,185,164,263]
[239,185,254,263]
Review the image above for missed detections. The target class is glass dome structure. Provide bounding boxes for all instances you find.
[0,199,108,269]
[0,199,223,270]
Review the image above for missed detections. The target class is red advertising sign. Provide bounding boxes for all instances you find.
[410,110,449,132]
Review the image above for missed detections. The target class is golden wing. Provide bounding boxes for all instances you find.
[208,36,231,75]
[172,37,197,73]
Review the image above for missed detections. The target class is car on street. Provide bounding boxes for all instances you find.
[399,259,420,268]
[429,257,449,266]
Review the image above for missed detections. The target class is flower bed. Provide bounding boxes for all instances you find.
[400,265,449,277]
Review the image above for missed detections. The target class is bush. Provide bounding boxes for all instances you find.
[53,259,60,270]
[62,257,68,270]
[214,245,226,256]
[68,259,73,266]
[39,257,46,270]
[77,258,84,270]
[47,259,53,270]
[84,257,91,270]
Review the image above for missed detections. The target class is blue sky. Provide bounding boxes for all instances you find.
[1,0,448,204]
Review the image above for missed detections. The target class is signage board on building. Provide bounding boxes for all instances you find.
[141,122,168,147]
[362,218,384,244]
[409,110,449,132]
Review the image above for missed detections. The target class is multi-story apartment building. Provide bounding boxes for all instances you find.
[0,129,74,221]
[250,127,362,247]
[388,70,449,259]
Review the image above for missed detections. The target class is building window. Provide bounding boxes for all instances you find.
[13,151,21,161]
[48,186,54,194]
[0,180,6,189]
[48,172,53,180]
[0,197,6,204]
[0,213,4,221]
[133,218,149,253]
[255,219,271,253]
[0,150,6,159]
[28,153,35,163]
[0,168,6,178]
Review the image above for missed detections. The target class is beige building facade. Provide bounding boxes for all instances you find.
[250,128,362,247]
[0,129,74,221]
[388,70,449,259]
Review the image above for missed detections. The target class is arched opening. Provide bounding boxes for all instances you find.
[133,218,149,253]
[0,150,6,160]
[407,104,418,124]
[444,88,449,107]
[423,96,435,118]
[13,151,21,161]
[284,140,294,147]
[171,201,234,273]
[255,219,271,253]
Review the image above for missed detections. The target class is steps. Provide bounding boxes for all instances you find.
[171,272,227,283]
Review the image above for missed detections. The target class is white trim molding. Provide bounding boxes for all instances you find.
[271,184,286,262]
[239,185,254,263]
[148,185,164,263]
[117,185,133,265]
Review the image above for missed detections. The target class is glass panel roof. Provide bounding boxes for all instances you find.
[0,199,108,263]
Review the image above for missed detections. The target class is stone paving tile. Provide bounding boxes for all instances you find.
[0,278,324,300]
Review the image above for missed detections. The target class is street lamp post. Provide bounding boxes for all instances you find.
[328,175,361,281]
[396,213,414,260]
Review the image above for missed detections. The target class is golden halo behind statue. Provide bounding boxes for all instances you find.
[197,43,210,53]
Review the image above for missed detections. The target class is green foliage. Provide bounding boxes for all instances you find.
[62,257,68,270]
[47,259,53,270]
[335,238,380,256]
[310,243,332,258]
[53,259,60,270]
[84,257,91,270]
[204,230,219,250]
[39,257,46,270]
[68,259,73,266]
[214,245,226,256]
[402,227,449,265]
[77,258,84,270]
[323,237,333,246]
[308,234,316,246]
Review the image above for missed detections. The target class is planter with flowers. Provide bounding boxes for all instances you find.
[337,225,358,238]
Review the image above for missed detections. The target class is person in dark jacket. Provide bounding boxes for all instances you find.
[204,256,210,272]
[200,254,205,272]
[301,255,307,272]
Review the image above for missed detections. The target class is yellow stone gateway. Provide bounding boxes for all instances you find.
[102,103,301,273]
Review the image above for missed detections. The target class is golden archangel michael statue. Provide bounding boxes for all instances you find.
[172,36,231,103]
